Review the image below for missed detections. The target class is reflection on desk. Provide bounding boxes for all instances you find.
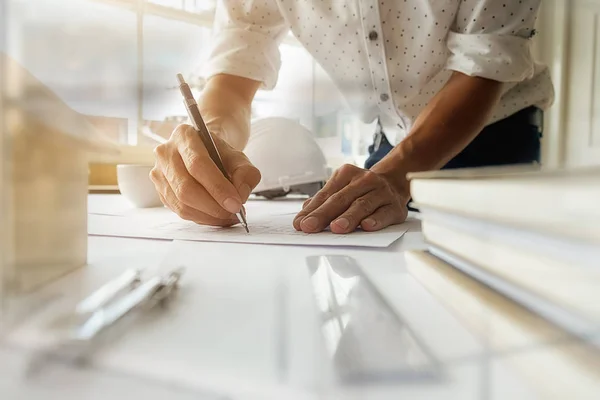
[406,250,600,399]
[306,255,440,384]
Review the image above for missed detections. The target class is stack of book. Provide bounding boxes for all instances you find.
[406,165,600,345]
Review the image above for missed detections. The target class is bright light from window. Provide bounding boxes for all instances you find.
[4,0,372,163]
[147,0,216,13]
[142,16,210,122]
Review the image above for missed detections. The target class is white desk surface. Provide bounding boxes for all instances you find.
[1,195,598,399]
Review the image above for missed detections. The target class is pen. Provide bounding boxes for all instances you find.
[176,73,249,233]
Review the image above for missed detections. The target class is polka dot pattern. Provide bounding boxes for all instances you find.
[204,0,553,144]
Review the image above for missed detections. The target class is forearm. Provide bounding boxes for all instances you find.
[198,74,261,151]
[373,71,504,190]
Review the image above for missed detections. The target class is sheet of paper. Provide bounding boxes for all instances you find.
[88,211,408,248]
[88,194,307,219]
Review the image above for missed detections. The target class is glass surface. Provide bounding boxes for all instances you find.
[253,44,316,129]
[147,0,216,13]
[141,15,210,142]
[306,255,440,384]
[5,0,138,144]
[0,42,6,334]
[252,44,373,167]
[3,0,373,159]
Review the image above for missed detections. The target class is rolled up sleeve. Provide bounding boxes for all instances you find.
[445,0,541,83]
[202,0,289,90]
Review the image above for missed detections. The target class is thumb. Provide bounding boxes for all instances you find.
[228,153,261,203]
[212,133,261,203]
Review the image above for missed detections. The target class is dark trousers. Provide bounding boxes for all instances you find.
[365,106,543,171]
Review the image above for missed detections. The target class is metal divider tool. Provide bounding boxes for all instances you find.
[26,267,185,375]
[75,269,142,316]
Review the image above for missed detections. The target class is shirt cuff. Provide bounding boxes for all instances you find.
[445,32,535,83]
[201,28,282,90]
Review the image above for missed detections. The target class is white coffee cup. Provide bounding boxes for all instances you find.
[116,164,163,208]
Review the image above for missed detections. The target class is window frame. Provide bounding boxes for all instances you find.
[89,0,299,145]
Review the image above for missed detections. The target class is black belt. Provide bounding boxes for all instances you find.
[527,106,544,133]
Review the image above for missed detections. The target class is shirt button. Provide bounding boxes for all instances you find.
[368,31,378,41]
[380,93,389,102]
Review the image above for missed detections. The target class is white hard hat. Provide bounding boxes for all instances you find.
[246,117,330,199]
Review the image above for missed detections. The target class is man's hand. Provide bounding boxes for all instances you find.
[150,74,262,226]
[293,72,504,234]
[293,164,409,234]
[150,124,261,226]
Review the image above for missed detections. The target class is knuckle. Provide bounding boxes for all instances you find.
[178,184,197,205]
[330,192,347,205]
[181,125,199,142]
[154,144,167,158]
[170,201,185,217]
[313,191,330,204]
[234,163,261,190]
[204,180,230,201]
[171,201,196,221]
[186,152,206,175]
[178,208,194,221]
[173,124,192,139]
[248,166,262,188]
[149,168,159,182]
[338,163,358,176]
[338,164,353,173]
[363,169,379,182]
[173,180,192,201]
[355,197,373,212]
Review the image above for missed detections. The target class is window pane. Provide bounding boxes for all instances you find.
[253,44,316,129]
[5,0,138,144]
[253,43,372,168]
[146,0,216,13]
[141,15,211,144]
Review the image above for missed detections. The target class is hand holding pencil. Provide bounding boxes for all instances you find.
[149,74,260,231]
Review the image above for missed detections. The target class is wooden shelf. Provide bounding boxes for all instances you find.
[89,185,120,194]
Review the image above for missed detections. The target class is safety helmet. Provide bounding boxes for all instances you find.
[246,117,331,199]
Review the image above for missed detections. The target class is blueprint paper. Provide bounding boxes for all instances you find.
[88,210,407,248]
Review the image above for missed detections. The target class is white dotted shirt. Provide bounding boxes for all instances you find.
[203,0,554,144]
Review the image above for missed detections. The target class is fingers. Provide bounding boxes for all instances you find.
[298,165,359,212]
[359,204,407,232]
[228,157,261,203]
[293,165,366,230]
[152,149,234,221]
[294,183,379,233]
[151,168,238,226]
[294,166,381,232]
[292,163,409,234]
[173,125,243,213]
[329,189,389,234]
[151,123,260,227]
[215,127,260,203]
